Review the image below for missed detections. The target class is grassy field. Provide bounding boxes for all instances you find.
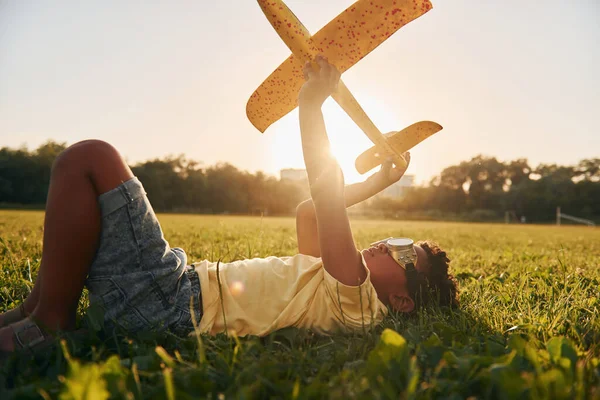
[0,210,599,399]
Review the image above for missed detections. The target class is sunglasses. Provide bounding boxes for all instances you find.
[370,237,420,302]
[369,237,417,270]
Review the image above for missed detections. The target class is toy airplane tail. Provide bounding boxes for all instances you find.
[354,121,442,174]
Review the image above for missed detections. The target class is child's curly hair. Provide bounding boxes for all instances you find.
[412,240,459,309]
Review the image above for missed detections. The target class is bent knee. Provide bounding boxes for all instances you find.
[64,140,120,162]
[52,140,133,193]
[53,140,120,172]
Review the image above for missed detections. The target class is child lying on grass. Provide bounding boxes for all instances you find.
[0,56,457,356]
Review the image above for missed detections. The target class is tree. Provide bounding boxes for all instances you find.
[575,158,600,182]
[0,140,597,223]
[0,140,66,204]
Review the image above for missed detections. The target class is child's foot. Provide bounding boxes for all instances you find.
[0,304,27,329]
[0,325,15,352]
[0,317,53,356]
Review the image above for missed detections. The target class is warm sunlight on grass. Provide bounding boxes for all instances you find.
[1,211,599,398]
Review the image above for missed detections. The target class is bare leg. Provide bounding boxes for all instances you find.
[0,140,133,350]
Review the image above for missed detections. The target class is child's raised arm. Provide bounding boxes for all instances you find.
[297,56,364,286]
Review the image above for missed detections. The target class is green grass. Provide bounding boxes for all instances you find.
[1,210,599,399]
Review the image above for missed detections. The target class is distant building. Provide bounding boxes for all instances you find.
[280,168,308,182]
[380,174,414,199]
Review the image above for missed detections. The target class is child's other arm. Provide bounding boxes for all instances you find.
[296,154,410,257]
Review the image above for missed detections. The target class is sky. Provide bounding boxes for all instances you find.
[1,0,598,184]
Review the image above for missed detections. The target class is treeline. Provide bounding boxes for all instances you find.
[1,141,598,222]
[0,141,308,215]
[364,156,600,223]
[132,157,307,214]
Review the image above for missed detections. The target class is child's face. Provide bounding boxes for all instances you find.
[361,243,430,311]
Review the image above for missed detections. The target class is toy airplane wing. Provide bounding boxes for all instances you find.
[246,55,304,133]
[247,0,433,133]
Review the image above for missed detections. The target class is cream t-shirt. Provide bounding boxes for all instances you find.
[192,254,388,336]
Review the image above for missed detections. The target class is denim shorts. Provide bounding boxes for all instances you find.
[85,177,202,336]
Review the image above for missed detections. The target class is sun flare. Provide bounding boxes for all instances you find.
[322,95,405,183]
[266,93,406,184]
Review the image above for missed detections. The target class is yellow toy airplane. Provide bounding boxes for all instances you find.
[247,0,443,173]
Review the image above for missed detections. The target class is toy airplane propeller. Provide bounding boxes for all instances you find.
[246,0,443,173]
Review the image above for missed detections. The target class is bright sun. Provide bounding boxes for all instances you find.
[322,96,403,183]
[327,125,371,184]
[267,93,404,184]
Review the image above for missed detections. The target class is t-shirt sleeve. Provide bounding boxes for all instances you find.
[321,254,387,331]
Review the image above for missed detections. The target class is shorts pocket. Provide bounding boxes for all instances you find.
[126,196,171,269]
[170,309,193,336]
[90,206,141,277]
[118,306,151,332]
[86,276,151,333]
[87,277,125,310]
